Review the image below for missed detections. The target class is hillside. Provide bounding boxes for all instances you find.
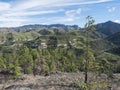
[96,21,120,36]
[107,32,120,46]
[0,25,119,58]
[0,21,120,90]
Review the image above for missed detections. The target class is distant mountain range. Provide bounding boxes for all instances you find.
[0,24,80,32]
[0,21,120,35]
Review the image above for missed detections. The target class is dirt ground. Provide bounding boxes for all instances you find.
[0,72,120,90]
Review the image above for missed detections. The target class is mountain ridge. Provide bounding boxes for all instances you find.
[0,24,80,32]
[96,21,120,36]
[0,21,120,36]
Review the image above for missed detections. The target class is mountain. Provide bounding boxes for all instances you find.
[106,31,120,46]
[0,24,80,32]
[0,21,120,34]
[96,21,120,36]
[108,46,120,56]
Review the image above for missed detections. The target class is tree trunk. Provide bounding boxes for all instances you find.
[84,32,89,83]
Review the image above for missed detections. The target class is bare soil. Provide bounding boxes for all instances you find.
[0,72,120,90]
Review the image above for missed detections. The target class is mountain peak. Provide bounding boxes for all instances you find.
[105,21,120,25]
[106,21,113,23]
[97,20,120,35]
[105,21,117,24]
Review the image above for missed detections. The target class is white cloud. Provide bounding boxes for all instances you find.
[0,2,11,11]
[36,16,81,25]
[4,9,64,17]
[53,0,113,7]
[0,16,28,27]
[108,7,116,12]
[0,16,27,22]
[0,0,113,27]
[64,8,82,22]
[14,0,57,10]
[0,22,22,27]
[114,20,120,23]
[41,8,82,23]
[65,8,81,17]
[14,0,113,10]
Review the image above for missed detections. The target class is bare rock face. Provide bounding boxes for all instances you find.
[0,73,120,90]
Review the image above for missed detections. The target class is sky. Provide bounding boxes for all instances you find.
[0,0,119,27]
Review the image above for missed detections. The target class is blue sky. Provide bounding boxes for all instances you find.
[0,0,119,27]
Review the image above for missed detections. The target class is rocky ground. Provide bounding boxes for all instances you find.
[0,72,120,90]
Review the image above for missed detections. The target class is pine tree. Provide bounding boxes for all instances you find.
[12,59,21,78]
[0,57,6,72]
[31,49,39,75]
[19,46,34,74]
[83,16,96,83]
[47,36,58,49]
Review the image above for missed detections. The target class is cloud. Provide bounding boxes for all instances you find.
[0,0,113,27]
[0,21,23,27]
[14,0,57,10]
[64,8,82,22]
[0,2,11,11]
[4,9,64,17]
[108,7,116,12]
[114,20,120,23]
[65,8,81,17]
[0,16,27,22]
[0,16,29,27]
[40,8,82,24]
[52,0,113,7]
[14,0,113,10]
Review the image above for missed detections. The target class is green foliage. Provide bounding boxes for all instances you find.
[0,58,6,70]
[5,33,14,45]
[0,18,119,83]
[45,65,50,73]
[98,59,113,75]
[76,80,108,90]
[31,49,39,60]
[47,36,58,49]
[39,29,51,35]
[6,33,14,41]
[84,16,96,32]
[76,81,88,90]
[83,16,96,83]
[24,37,41,48]
[19,46,34,74]
[47,57,55,71]
[13,59,21,77]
